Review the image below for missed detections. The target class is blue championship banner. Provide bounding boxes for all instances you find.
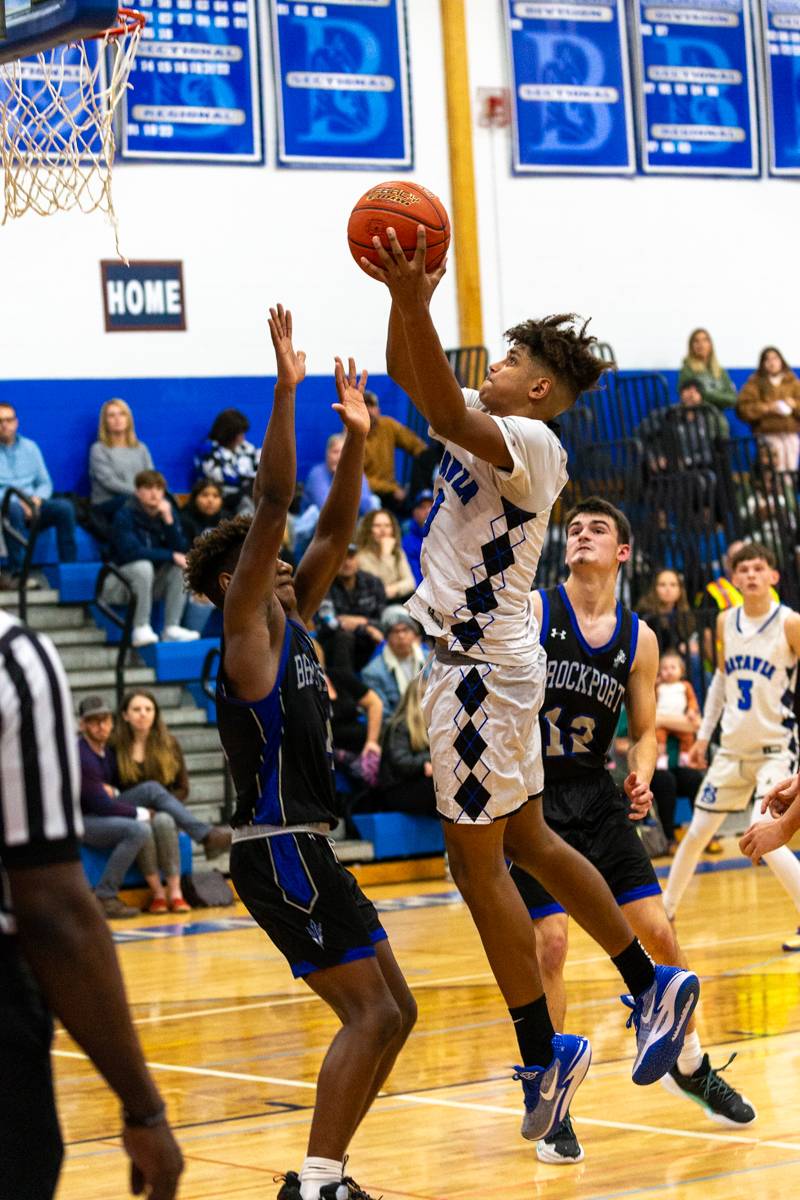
[632,0,759,175]
[505,0,636,174]
[760,0,800,175]
[119,0,262,163]
[271,0,412,169]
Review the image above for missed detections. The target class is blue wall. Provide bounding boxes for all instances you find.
[4,373,408,496]
[4,366,760,496]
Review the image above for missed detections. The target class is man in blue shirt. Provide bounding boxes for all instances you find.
[0,403,77,582]
[401,488,434,587]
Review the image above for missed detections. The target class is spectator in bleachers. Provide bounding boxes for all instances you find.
[0,401,77,585]
[79,693,231,915]
[639,378,729,475]
[402,488,434,586]
[105,469,199,648]
[637,568,697,662]
[363,390,429,512]
[304,433,378,519]
[89,399,154,521]
[355,508,416,603]
[375,678,435,816]
[180,479,225,546]
[362,608,426,717]
[678,328,736,412]
[655,650,700,771]
[736,346,800,471]
[195,408,259,514]
[320,543,386,671]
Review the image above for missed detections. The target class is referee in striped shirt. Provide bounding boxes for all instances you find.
[0,610,183,1199]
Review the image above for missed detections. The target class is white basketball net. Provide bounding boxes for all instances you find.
[0,13,144,258]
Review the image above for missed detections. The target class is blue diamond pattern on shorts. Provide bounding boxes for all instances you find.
[454,772,491,821]
[454,722,487,770]
[455,667,489,715]
[447,500,536,655]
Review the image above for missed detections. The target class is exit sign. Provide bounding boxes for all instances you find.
[100,260,187,332]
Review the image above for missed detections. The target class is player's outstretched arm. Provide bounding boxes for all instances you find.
[623,622,658,820]
[365,227,512,469]
[294,357,370,625]
[385,253,446,402]
[224,307,303,681]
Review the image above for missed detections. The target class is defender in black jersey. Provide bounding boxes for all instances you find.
[512,499,754,1164]
[185,307,415,1200]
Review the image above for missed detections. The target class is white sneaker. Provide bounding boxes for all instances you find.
[131,624,159,648]
[163,625,201,642]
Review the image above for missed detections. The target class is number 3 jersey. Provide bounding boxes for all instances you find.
[538,584,638,782]
[718,603,798,756]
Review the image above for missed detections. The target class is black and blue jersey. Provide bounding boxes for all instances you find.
[538,585,638,781]
[216,618,337,828]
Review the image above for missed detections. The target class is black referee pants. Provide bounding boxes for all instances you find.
[0,943,63,1200]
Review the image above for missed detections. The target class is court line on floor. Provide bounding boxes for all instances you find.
[51,1050,800,1153]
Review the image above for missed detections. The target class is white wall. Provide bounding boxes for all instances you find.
[0,0,793,381]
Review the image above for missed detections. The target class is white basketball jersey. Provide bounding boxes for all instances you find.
[720,602,798,756]
[406,389,568,665]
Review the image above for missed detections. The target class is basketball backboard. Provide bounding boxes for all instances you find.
[0,0,118,64]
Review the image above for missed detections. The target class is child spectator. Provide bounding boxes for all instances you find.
[180,479,225,545]
[655,651,700,770]
[737,346,800,471]
[89,399,154,520]
[678,329,736,412]
[362,608,426,717]
[355,508,416,602]
[402,489,434,587]
[637,568,697,661]
[106,469,199,647]
[375,678,436,816]
[195,408,260,513]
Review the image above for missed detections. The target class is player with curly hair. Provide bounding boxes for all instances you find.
[186,306,415,1200]
[360,227,699,1143]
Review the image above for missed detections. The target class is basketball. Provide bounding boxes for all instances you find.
[347,180,450,274]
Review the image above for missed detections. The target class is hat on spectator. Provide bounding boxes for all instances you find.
[78,695,114,719]
[413,488,434,507]
[346,542,358,555]
[382,606,421,635]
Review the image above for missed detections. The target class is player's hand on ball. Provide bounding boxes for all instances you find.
[739,818,787,863]
[333,357,370,437]
[268,304,306,388]
[624,772,653,820]
[360,225,437,307]
[762,772,800,817]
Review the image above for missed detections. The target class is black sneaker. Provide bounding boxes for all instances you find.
[320,1175,380,1199]
[661,1052,756,1126]
[275,1171,301,1199]
[536,1113,584,1164]
[782,928,800,952]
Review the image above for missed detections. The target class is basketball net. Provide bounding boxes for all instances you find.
[0,10,145,259]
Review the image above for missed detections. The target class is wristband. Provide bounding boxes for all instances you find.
[123,1104,167,1129]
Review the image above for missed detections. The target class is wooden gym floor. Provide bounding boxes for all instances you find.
[54,853,800,1200]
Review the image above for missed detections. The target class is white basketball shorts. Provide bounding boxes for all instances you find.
[694,747,796,814]
[421,646,546,824]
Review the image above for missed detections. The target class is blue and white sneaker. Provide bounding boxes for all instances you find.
[514,1033,592,1142]
[622,964,699,1086]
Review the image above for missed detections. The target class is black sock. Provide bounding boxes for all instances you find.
[612,938,656,998]
[509,995,555,1068]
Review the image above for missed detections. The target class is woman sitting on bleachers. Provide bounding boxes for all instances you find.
[678,328,736,413]
[113,690,230,912]
[374,678,435,816]
[89,399,154,525]
[355,508,416,603]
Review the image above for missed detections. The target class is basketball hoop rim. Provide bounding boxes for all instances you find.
[89,6,146,41]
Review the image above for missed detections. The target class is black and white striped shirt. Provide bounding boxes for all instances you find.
[0,611,82,936]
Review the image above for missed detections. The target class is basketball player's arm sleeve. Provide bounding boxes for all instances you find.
[698,670,726,742]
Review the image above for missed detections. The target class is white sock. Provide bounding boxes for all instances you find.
[677,1029,703,1076]
[300,1157,342,1200]
[663,809,725,917]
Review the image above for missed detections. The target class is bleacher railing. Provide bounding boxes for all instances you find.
[93,564,135,708]
[1,486,42,622]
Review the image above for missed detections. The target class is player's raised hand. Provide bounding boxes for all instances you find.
[333,357,369,437]
[761,772,800,818]
[624,772,653,821]
[360,225,442,308]
[739,818,787,864]
[268,304,306,388]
